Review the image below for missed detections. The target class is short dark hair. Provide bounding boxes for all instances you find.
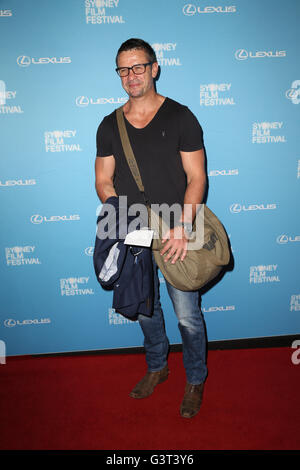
[116,38,157,66]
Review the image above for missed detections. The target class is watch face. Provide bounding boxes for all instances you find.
[183,223,193,233]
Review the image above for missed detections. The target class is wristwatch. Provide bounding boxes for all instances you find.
[180,222,193,237]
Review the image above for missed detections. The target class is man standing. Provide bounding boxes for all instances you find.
[95,38,207,418]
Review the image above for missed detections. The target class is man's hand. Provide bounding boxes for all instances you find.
[160,226,188,264]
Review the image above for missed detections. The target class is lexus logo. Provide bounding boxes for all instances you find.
[286,80,300,105]
[235,49,248,60]
[30,214,80,224]
[277,235,288,244]
[17,55,31,67]
[31,214,43,224]
[76,96,89,107]
[84,247,94,256]
[230,204,242,213]
[183,4,197,16]
[4,319,16,328]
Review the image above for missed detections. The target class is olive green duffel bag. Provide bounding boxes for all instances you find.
[149,204,230,291]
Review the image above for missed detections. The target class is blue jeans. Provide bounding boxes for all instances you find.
[137,255,207,385]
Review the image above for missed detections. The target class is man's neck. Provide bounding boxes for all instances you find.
[124,90,164,116]
[122,92,166,129]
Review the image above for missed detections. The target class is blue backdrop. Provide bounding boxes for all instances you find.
[1,0,299,356]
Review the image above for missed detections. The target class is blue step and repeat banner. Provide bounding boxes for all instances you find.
[0,0,299,356]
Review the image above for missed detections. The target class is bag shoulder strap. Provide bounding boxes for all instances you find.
[116,106,147,199]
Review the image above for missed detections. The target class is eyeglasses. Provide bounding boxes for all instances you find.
[115,62,153,77]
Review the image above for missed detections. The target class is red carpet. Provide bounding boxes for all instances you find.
[0,347,299,450]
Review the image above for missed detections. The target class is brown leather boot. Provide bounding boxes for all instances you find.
[180,382,204,418]
[129,364,169,399]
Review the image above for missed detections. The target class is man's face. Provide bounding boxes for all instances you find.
[117,48,158,99]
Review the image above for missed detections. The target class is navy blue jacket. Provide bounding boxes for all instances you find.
[93,196,153,320]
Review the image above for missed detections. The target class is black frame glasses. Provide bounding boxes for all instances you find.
[115,62,153,77]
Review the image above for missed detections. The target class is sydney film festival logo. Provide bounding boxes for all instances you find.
[5,246,41,266]
[84,0,125,24]
[0,9,12,16]
[200,83,235,106]
[60,277,94,296]
[290,295,300,312]
[252,122,286,144]
[249,265,280,284]
[0,79,24,114]
[108,308,133,325]
[44,130,82,153]
[151,43,182,67]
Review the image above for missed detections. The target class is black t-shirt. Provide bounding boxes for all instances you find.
[96,97,203,208]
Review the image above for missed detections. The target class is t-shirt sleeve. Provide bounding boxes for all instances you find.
[179,107,204,152]
[96,116,114,157]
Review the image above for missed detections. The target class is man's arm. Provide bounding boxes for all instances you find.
[95,155,117,203]
[160,148,206,264]
[180,148,206,222]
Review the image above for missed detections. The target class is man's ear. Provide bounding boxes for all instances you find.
[151,61,159,79]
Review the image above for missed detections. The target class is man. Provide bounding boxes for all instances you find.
[95,38,207,418]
